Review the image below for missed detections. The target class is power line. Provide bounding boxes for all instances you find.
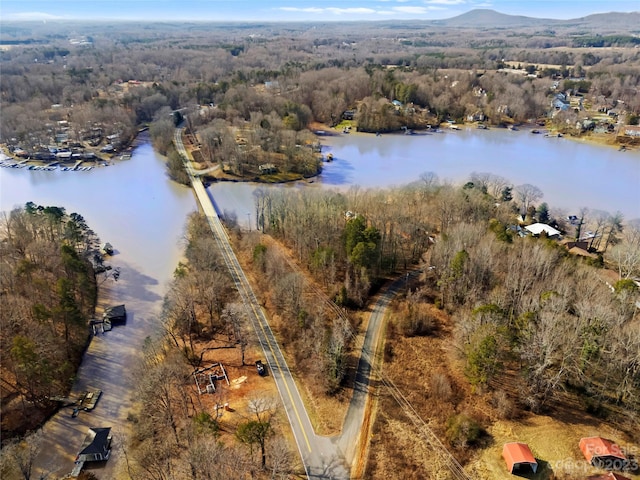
[279,252,471,479]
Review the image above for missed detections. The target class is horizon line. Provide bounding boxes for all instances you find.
[2,8,640,24]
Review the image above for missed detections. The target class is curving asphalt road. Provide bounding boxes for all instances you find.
[335,275,411,469]
[175,128,416,479]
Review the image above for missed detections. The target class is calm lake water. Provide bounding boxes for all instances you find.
[0,129,637,476]
[211,128,640,226]
[1,135,197,478]
[1,137,196,276]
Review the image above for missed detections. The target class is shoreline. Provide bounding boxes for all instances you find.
[0,143,137,171]
[331,121,638,152]
[314,119,638,151]
[566,131,638,151]
[2,124,636,180]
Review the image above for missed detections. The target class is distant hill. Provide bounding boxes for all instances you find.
[433,8,640,31]
[435,9,552,28]
[558,11,640,31]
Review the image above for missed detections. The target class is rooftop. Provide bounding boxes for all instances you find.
[502,442,538,474]
[579,436,627,464]
[525,223,561,237]
[78,427,111,458]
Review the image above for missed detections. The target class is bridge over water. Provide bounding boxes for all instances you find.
[173,128,351,479]
[173,128,470,480]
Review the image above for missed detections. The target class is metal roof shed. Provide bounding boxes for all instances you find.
[579,436,627,467]
[588,473,632,480]
[502,442,538,474]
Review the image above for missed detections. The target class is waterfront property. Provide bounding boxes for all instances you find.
[103,304,127,326]
[258,163,277,174]
[524,223,562,239]
[622,125,640,137]
[76,427,112,462]
[71,427,112,477]
[101,242,114,255]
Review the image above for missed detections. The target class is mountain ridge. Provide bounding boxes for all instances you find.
[433,8,640,30]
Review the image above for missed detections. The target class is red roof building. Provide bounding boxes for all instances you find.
[588,473,632,480]
[579,437,627,466]
[502,442,538,474]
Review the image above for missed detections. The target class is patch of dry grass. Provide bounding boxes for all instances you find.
[230,232,352,436]
[226,231,640,480]
[469,414,640,480]
[366,300,640,480]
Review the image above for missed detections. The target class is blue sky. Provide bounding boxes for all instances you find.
[1,0,638,22]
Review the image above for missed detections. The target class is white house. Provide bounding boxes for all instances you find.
[525,223,561,238]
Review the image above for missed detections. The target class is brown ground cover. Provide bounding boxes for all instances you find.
[228,231,640,479]
[231,232,355,436]
[183,338,288,446]
[364,293,640,480]
[1,373,56,439]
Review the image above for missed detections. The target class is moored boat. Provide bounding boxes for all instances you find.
[101,242,114,255]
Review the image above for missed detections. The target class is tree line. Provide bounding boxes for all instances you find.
[122,212,296,479]
[0,203,104,440]
[429,221,639,417]
[2,21,639,159]
[235,174,639,437]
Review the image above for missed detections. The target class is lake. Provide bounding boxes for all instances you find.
[210,128,640,227]
[1,135,197,478]
[0,128,638,476]
[1,137,196,276]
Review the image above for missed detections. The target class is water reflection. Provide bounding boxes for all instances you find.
[1,136,197,479]
[1,137,196,279]
[211,129,640,225]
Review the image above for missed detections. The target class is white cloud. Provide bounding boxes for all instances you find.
[393,6,429,14]
[279,7,377,15]
[424,0,466,5]
[278,3,452,18]
[3,12,64,21]
[279,7,324,13]
[327,7,378,14]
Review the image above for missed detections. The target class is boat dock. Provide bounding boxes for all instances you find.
[70,460,85,477]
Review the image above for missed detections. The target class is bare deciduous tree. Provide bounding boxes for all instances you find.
[514,183,543,217]
[0,430,42,480]
[606,224,640,279]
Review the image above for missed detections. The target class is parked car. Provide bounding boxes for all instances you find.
[255,360,266,376]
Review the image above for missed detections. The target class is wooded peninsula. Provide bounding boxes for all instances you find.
[1,10,640,480]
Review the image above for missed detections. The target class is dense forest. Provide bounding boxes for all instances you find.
[2,181,637,477]
[130,172,639,474]
[242,178,639,415]
[2,15,640,479]
[0,203,106,439]
[98,179,640,479]
[232,179,640,477]
[123,213,296,479]
[1,18,639,177]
